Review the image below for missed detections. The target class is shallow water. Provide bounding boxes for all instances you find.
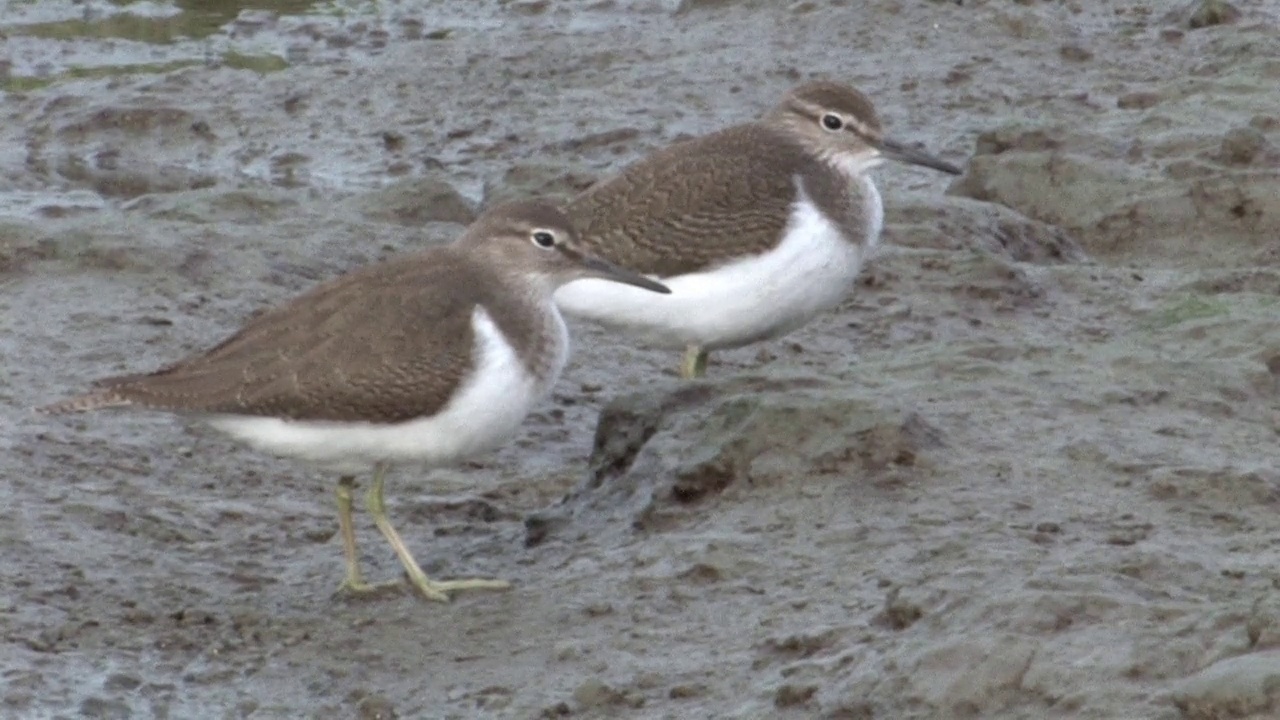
[0,0,375,93]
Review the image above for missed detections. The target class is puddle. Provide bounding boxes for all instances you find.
[0,0,377,91]
[7,1,359,43]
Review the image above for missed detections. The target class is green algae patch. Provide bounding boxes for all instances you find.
[1141,296,1232,330]
[7,1,369,44]
[221,52,290,74]
[1,61,204,93]
[1,52,286,93]
[8,15,197,44]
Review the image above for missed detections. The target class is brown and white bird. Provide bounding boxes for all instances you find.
[554,80,963,378]
[39,199,670,603]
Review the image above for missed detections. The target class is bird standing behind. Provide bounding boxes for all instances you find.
[555,80,963,379]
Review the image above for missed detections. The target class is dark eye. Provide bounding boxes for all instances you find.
[531,230,557,249]
[821,114,843,131]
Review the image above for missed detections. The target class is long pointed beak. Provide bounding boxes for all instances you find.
[877,137,964,175]
[579,254,671,294]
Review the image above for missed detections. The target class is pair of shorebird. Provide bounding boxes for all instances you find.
[40,80,962,603]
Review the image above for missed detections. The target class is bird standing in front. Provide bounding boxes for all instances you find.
[555,80,964,379]
[39,200,671,603]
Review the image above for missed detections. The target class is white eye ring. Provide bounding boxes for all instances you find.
[531,230,557,249]
[821,113,843,131]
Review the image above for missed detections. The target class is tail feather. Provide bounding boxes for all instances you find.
[36,390,134,415]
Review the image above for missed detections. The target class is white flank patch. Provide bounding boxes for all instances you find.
[206,306,564,473]
[554,174,883,351]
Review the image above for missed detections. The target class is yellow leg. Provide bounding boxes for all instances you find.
[364,463,511,603]
[680,345,709,379]
[333,476,399,596]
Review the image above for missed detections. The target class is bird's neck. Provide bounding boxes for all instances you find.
[474,271,567,386]
[470,246,560,301]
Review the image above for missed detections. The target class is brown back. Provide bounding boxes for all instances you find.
[565,123,861,276]
[59,247,546,423]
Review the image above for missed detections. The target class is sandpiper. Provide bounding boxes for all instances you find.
[554,79,963,378]
[39,199,671,603]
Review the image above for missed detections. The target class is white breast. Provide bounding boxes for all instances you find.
[206,306,566,474]
[554,175,882,351]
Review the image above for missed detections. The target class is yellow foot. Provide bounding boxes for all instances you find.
[679,345,709,379]
[363,462,512,604]
[406,571,511,604]
[333,577,404,599]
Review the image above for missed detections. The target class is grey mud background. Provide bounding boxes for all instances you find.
[2,0,1280,718]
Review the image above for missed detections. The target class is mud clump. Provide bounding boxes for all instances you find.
[947,121,1280,261]
[344,175,476,226]
[482,161,602,209]
[525,374,944,545]
[1169,0,1243,29]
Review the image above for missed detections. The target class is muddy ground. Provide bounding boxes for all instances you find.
[3,0,1280,718]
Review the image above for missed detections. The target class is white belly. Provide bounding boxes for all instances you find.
[555,178,882,351]
[205,306,566,474]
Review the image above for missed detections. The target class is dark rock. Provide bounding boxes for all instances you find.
[1218,127,1271,166]
[1058,45,1092,62]
[1187,0,1242,29]
[1117,92,1162,110]
[775,684,818,708]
